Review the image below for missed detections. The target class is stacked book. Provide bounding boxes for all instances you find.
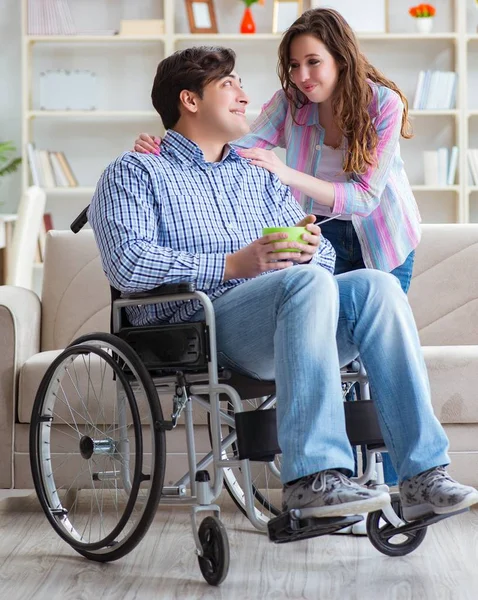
[28,0,76,35]
[423,146,459,186]
[413,70,457,110]
[27,143,78,188]
[468,150,478,186]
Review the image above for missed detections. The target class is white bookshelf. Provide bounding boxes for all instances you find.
[27,110,159,119]
[20,0,478,227]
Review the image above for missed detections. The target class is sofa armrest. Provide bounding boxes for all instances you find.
[0,286,41,488]
[0,286,41,368]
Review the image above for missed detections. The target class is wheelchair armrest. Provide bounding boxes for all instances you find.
[123,283,196,300]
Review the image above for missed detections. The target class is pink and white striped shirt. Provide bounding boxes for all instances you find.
[235,82,421,272]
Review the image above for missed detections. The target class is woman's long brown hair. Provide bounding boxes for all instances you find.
[277,8,412,174]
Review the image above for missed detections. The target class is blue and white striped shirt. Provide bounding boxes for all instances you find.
[89,130,336,325]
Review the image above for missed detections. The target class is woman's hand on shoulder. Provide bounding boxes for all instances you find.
[236,148,293,185]
[133,133,162,154]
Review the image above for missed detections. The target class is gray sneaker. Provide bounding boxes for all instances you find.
[400,466,478,521]
[282,469,391,518]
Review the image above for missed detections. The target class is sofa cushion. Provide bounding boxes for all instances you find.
[17,349,208,427]
[409,224,478,346]
[18,350,70,423]
[423,346,478,424]
[41,230,110,352]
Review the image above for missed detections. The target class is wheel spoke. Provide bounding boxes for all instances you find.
[31,336,165,559]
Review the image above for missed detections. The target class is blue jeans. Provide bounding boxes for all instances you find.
[318,218,415,294]
[319,218,415,485]
[193,266,449,484]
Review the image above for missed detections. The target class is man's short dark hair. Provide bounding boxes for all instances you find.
[151,46,236,129]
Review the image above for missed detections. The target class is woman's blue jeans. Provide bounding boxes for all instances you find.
[318,217,416,486]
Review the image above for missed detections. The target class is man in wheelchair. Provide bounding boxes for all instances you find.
[88,46,478,525]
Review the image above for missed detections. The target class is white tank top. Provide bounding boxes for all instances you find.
[312,143,352,221]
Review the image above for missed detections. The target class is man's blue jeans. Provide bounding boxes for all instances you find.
[194,266,449,484]
[318,218,415,485]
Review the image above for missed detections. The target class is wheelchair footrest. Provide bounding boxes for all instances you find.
[393,507,469,537]
[267,510,363,544]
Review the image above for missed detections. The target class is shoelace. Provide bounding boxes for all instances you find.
[419,466,455,490]
[311,469,355,493]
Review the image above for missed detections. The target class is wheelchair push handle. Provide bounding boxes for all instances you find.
[70,206,89,233]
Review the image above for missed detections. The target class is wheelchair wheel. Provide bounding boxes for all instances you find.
[366,492,427,556]
[197,516,230,586]
[207,398,282,525]
[30,333,166,562]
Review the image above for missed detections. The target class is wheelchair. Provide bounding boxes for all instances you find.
[28,208,460,586]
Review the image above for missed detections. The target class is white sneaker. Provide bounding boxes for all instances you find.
[282,469,390,519]
[334,513,368,535]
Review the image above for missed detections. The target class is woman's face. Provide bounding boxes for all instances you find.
[288,34,339,104]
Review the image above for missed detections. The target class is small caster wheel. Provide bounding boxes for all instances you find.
[366,492,427,557]
[197,516,230,586]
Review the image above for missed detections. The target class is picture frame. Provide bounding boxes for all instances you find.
[185,0,218,34]
[272,0,304,34]
[317,0,389,34]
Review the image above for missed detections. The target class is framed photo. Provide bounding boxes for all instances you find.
[318,0,389,33]
[185,0,218,34]
[272,0,304,34]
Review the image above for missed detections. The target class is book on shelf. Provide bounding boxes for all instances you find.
[423,146,458,186]
[412,70,457,111]
[28,0,76,35]
[468,150,478,186]
[43,213,54,232]
[26,143,78,189]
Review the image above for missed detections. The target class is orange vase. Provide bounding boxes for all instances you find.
[240,7,256,34]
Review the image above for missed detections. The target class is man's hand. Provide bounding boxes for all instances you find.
[224,217,321,280]
[293,215,322,264]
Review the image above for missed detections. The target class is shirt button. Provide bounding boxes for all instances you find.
[315,144,321,150]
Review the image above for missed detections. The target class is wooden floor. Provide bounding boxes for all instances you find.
[0,491,477,600]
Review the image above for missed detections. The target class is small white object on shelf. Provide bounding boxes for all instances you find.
[423,151,439,186]
[447,147,459,186]
[39,69,97,110]
[119,20,164,36]
[414,17,434,34]
[423,147,459,187]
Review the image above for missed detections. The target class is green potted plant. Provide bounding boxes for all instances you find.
[0,141,21,178]
[0,141,21,204]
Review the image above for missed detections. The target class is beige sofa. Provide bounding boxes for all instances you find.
[0,224,477,490]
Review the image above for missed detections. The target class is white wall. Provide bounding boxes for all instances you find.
[0,0,22,213]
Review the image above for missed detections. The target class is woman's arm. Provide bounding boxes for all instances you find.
[286,169,336,207]
[233,89,288,150]
[332,90,404,217]
[241,88,404,216]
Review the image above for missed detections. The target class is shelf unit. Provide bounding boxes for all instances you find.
[20,0,478,225]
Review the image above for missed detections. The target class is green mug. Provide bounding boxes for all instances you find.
[262,226,308,253]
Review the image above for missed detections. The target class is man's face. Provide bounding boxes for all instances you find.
[197,72,250,142]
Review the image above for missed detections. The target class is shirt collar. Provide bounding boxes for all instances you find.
[294,101,320,127]
[162,130,242,167]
